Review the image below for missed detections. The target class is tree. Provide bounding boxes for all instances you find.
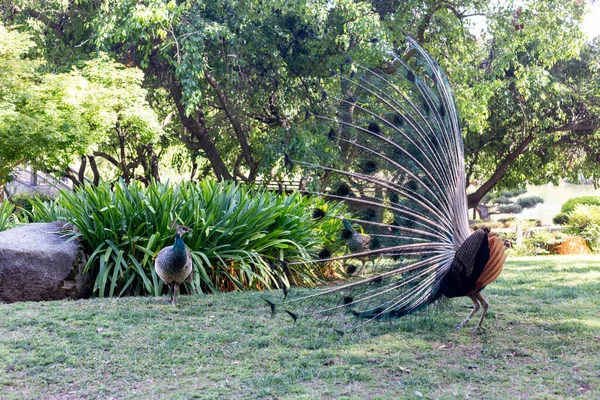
[4,0,385,183]
[0,21,168,194]
[375,0,600,211]
[0,24,88,199]
[3,0,600,212]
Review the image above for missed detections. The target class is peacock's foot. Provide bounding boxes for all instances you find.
[454,322,467,329]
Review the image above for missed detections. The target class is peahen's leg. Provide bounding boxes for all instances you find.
[472,291,489,330]
[167,283,174,305]
[455,294,480,329]
[171,283,178,306]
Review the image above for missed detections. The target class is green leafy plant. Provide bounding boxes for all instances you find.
[561,196,600,214]
[552,213,569,225]
[566,204,600,252]
[0,200,16,232]
[27,180,347,297]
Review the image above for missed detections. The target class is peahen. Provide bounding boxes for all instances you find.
[155,225,193,305]
[341,218,371,274]
[266,37,506,333]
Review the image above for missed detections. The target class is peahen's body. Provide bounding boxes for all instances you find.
[155,225,192,305]
[266,37,506,333]
[342,218,371,274]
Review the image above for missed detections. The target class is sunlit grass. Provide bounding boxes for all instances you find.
[0,256,599,399]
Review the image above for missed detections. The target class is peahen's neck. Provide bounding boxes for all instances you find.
[173,233,186,253]
[342,219,355,233]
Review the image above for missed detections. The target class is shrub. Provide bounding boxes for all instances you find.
[503,230,566,256]
[560,196,600,214]
[26,180,347,297]
[552,213,569,225]
[566,204,600,251]
[498,204,523,214]
[10,192,54,215]
[516,196,543,209]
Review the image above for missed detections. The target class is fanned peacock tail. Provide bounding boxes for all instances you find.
[265,37,504,334]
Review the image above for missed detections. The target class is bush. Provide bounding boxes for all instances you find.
[560,196,600,214]
[503,230,566,256]
[26,180,348,297]
[566,204,600,251]
[552,213,569,225]
[516,196,543,209]
[498,204,523,214]
[10,192,54,214]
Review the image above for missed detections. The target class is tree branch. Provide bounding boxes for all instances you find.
[204,69,258,181]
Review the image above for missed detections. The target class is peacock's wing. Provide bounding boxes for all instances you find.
[268,38,473,333]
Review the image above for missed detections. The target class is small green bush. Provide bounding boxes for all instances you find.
[27,180,348,297]
[10,192,54,214]
[566,204,600,251]
[552,213,569,225]
[561,196,600,214]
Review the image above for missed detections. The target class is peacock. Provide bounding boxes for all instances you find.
[266,37,506,333]
[155,225,193,305]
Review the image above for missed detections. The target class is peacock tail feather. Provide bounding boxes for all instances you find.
[265,37,505,334]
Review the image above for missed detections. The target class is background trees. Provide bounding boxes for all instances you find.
[2,0,599,214]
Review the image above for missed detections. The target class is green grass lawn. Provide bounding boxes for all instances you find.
[1,256,599,399]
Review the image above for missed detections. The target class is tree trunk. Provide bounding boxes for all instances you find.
[168,82,233,181]
[467,135,534,208]
[204,70,258,181]
[476,204,490,220]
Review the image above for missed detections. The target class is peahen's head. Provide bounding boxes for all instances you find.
[174,225,192,238]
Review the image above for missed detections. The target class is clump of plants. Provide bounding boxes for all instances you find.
[553,196,600,225]
[0,200,16,232]
[565,204,600,252]
[501,230,567,256]
[26,180,347,297]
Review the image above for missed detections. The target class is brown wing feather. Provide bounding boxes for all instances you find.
[468,236,506,294]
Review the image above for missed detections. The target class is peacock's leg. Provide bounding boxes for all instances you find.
[455,294,480,329]
[472,291,489,330]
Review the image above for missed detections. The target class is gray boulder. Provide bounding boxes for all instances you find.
[0,222,90,303]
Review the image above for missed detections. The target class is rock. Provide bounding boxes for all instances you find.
[547,236,591,255]
[0,222,90,303]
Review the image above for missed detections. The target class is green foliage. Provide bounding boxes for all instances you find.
[27,180,347,297]
[566,204,600,251]
[0,23,88,187]
[0,200,16,232]
[9,192,54,215]
[483,189,543,216]
[552,213,569,225]
[3,1,600,204]
[502,230,565,256]
[560,196,600,214]
[498,203,523,214]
